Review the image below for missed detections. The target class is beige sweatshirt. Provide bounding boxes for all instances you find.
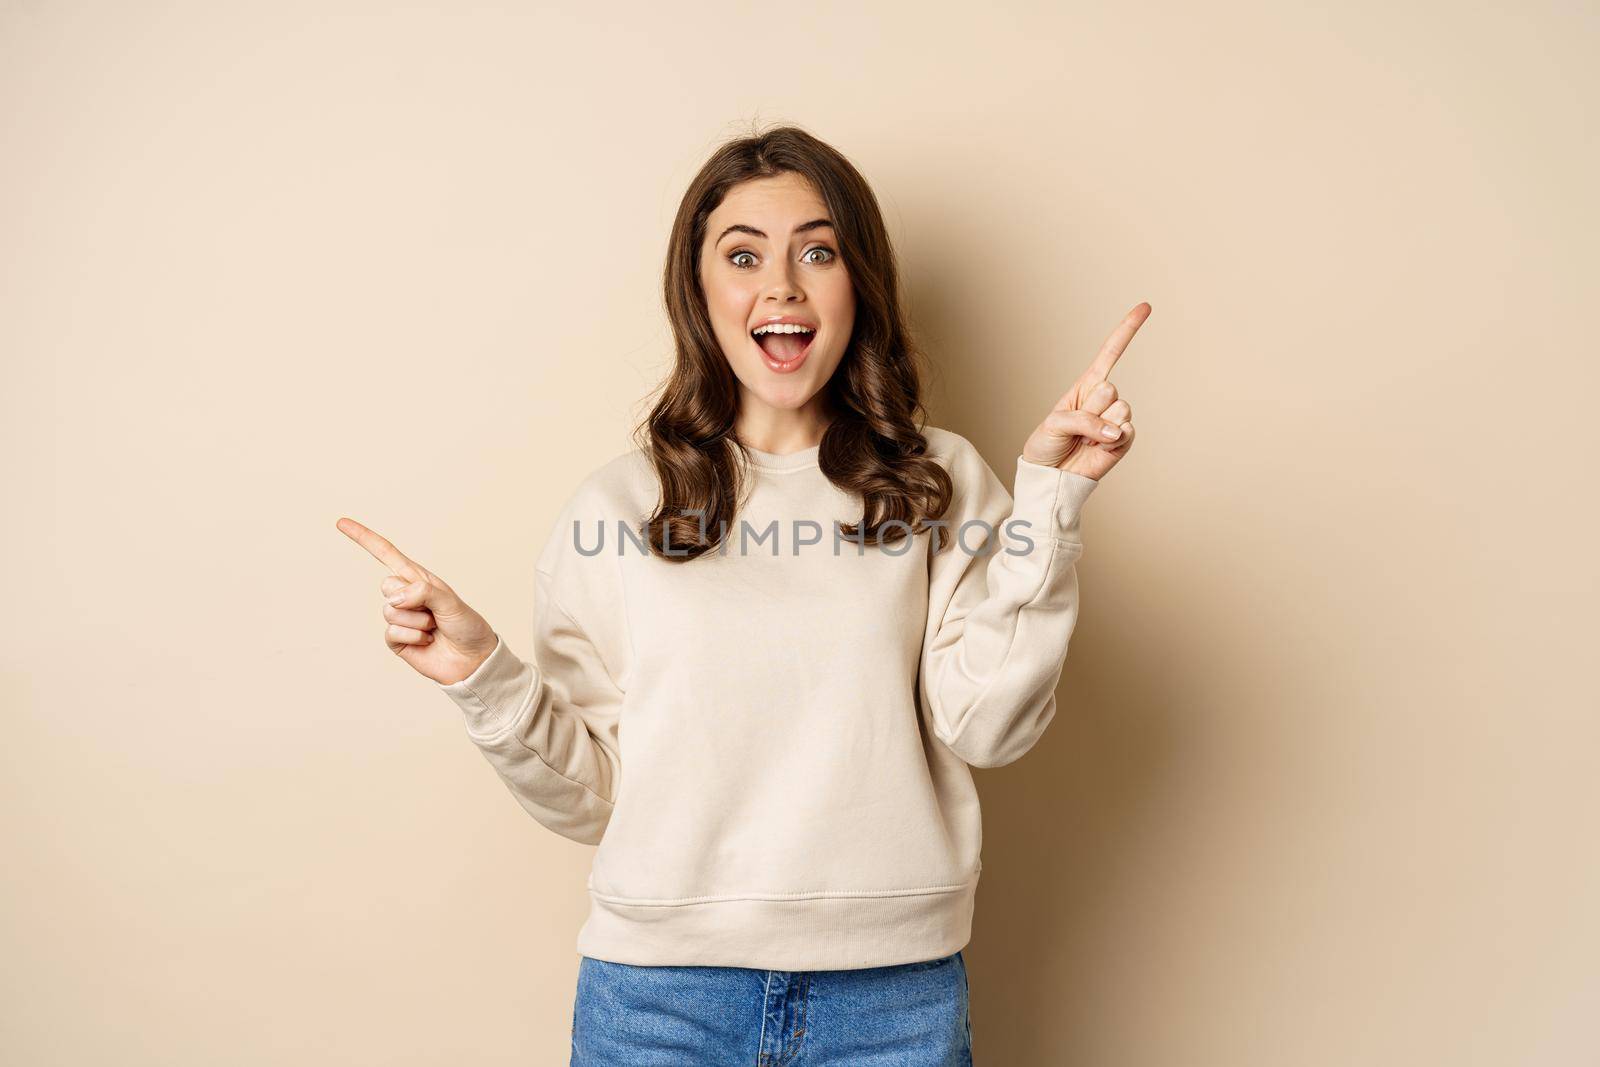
[435,426,1098,970]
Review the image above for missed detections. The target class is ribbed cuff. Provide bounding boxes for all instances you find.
[1012,456,1099,546]
[435,634,537,739]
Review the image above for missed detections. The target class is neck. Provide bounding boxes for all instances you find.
[734,396,833,455]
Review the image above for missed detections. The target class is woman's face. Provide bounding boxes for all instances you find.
[699,172,856,432]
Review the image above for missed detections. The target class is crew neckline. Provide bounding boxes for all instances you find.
[740,441,821,472]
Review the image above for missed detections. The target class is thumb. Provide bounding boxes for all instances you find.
[1059,408,1123,443]
[388,576,478,631]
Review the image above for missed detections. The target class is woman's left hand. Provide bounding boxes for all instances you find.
[1021,302,1147,482]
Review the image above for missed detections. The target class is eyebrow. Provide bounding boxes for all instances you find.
[714,218,835,245]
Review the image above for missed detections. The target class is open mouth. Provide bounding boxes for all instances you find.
[751,325,816,371]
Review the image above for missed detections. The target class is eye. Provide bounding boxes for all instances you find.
[727,246,837,270]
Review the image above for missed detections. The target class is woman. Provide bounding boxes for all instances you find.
[338,124,1142,1065]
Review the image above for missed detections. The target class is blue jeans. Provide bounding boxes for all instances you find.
[571,950,973,1065]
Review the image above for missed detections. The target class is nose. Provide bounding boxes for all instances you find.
[761,258,804,303]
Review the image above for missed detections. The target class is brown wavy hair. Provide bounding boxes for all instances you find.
[632,122,954,563]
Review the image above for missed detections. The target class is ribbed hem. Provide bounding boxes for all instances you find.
[574,870,980,971]
[739,442,821,472]
[1012,456,1099,545]
[434,634,536,739]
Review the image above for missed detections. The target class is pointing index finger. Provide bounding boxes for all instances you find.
[1083,302,1152,384]
[336,516,424,581]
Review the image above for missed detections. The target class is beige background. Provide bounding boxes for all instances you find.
[4,1,1595,1063]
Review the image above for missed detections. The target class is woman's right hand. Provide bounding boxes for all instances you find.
[336,516,499,686]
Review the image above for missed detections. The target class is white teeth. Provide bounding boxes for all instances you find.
[752,323,816,336]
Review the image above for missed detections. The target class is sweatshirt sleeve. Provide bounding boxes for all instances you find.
[920,444,1099,769]
[434,562,625,846]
